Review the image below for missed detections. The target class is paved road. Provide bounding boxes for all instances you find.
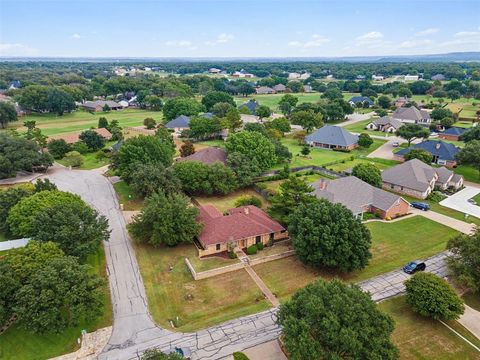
[440,186,480,218]
[40,167,454,360]
[337,112,374,127]
[0,238,30,251]
[458,305,480,340]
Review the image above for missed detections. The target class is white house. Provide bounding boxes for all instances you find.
[404,74,419,81]
[372,75,384,81]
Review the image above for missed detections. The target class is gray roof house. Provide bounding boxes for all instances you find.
[349,96,374,107]
[177,147,227,165]
[305,125,359,150]
[256,86,276,95]
[240,100,258,115]
[273,84,287,92]
[165,115,191,130]
[311,176,410,219]
[395,140,460,167]
[82,100,123,112]
[366,116,404,133]
[381,159,463,199]
[392,106,431,125]
[431,74,446,81]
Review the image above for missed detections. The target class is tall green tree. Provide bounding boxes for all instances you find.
[395,124,430,146]
[14,256,104,333]
[129,191,202,246]
[225,131,277,170]
[268,176,315,225]
[352,163,382,187]
[222,108,242,132]
[0,184,35,234]
[289,199,372,271]
[447,229,480,293]
[201,91,236,111]
[0,101,17,129]
[163,97,204,121]
[456,140,480,179]
[278,279,398,360]
[405,272,464,320]
[227,152,262,188]
[404,148,433,164]
[46,87,76,115]
[125,163,182,197]
[290,110,323,132]
[79,129,106,151]
[32,202,110,260]
[112,135,175,177]
[256,105,272,120]
[188,116,222,140]
[47,139,72,159]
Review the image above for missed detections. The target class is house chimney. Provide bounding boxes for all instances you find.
[436,142,441,150]
[243,207,250,215]
[318,179,327,190]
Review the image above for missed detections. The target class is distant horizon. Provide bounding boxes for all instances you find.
[1,51,479,63]
[1,0,479,58]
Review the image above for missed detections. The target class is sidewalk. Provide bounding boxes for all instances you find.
[244,265,280,307]
[458,305,480,340]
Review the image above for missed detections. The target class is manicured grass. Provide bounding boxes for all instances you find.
[258,172,330,193]
[248,240,293,260]
[195,188,267,213]
[379,296,480,360]
[254,216,458,300]
[113,181,143,211]
[328,157,399,172]
[187,248,240,272]
[453,121,475,129]
[134,242,270,332]
[349,216,458,281]
[463,292,480,312]
[455,165,480,183]
[8,109,163,136]
[471,193,480,206]
[275,136,387,170]
[0,246,112,360]
[0,231,6,242]
[234,93,321,111]
[57,143,115,170]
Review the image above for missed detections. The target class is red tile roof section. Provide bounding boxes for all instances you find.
[197,205,285,247]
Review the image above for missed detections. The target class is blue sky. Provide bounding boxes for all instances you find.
[1,0,479,58]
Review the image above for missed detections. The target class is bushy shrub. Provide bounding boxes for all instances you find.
[257,242,264,251]
[228,251,238,259]
[246,244,258,255]
[233,352,250,360]
[62,151,83,168]
[234,195,262,208]
[427,191,446,203]
[72,141,90,154]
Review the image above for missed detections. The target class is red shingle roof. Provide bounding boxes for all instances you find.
[197,205,285,247]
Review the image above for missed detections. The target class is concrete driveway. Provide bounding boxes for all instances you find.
[440,186,480,218]
[338,112,374,127]
[367,137,403,160]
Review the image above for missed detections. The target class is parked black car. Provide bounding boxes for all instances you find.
[403,261,426,274]
[411,202,430,211]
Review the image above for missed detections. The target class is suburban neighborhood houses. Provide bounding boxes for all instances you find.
[1,1,480,359]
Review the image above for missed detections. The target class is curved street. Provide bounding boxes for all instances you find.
[40,167,454,359]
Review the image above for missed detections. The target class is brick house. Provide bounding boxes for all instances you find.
[395,140,460,168]
[381,159,464,199]
[196,205,288,257]
[392,106,431,125]
[82,100,123,112]
[311,176,410,220]
[366,116,404,133]
[305,125,359,151]
[438,127,467,141]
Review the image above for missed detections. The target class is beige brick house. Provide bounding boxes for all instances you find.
[381,159,464,199]
[196,205,288,257]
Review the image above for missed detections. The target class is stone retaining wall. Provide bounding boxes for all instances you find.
[185,250,296,280]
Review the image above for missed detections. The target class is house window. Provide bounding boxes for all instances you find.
[401,186,404,190]
[216,244,221,251]
[255,235,261,244]
[390,185,394,189]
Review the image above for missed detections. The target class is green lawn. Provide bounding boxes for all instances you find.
[0,231,6,242]
[113,181,143,211]
[348,216,458,281]
[455,165,480,183]
[329,157,399,172]
[195,188,267,213]
[379,296,480,360]
[0,246,112,360]
[234,93,321,111]
[463,292,480,312]
[134,242,270,332]
[254,216,458,301]
[275,136,387,170]
[56,142,115,170]
[8,109,163,137]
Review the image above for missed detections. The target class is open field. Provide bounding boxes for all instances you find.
[113,181,143,211]
[254,216,458,301]
[7,109,163,137]
[195,188,267,213]
[134,242,270,332]
[379,296,480,360]
[328,157,399,172]
[0,246,112,360]
[234,93,321,111]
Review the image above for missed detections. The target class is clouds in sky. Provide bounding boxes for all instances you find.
[205,33,235,46]
[288,34,330,49]
[415,28,440,36]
